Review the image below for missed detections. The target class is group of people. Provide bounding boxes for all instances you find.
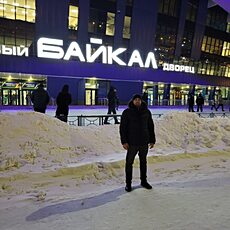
[31,85,227,193]
[31,83,72,122]
[187,91,225,112]
[31,84,155,193]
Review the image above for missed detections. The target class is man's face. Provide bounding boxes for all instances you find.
[133,98,142,107]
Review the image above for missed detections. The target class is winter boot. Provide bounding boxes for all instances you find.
[141,181,152,190]
[125,183,132,192]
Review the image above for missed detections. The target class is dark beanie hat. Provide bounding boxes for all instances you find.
[132,94,142,100]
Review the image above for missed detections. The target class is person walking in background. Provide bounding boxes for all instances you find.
[187,92,195,112]
[26,92,31,105]
[196,93,204,112]
[142,90,148,105]
[104,86,120,124]
[216,91,224,111]
[120,94,156,192]
[210,98,217,111]
[55,84,72,122]
[31,83,50,113]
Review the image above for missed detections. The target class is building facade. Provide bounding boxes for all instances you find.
[0,0,229,106]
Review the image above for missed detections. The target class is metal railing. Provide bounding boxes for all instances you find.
[66,111,230,126]
[67,113,165,126]
[196,112,230,118]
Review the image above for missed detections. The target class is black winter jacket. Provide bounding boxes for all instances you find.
[56,92,72,116]
[108,90,118,110]
[31,88,50,111]
[120,101,156,146]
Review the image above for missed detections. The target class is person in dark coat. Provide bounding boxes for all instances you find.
[31,83,50,113]
[187,92,195,112]
[120,94,156,192]
[216,91,224,111]
[142,90,148,105]
[104,86,120,124]
[196,93,204,112]
[55,84,72,122]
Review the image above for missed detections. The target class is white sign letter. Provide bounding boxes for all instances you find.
[128,50,144,67]
[37,37,64,59]
[17,47,29,57]
[64,41,85,61]
[144,52,158,69]
[107,47,126,65]
[2,45,12,55]
[86,44,107,64]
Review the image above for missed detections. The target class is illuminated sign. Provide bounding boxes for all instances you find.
[37,37,158,69]
[0,38,196,73]
[163,63,195,74]
[0,45,29,57]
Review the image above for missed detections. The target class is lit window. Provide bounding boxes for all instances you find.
[16,7,25,20]
[69,5,78,30]
[0,0,35,22]
[16,0,25,7]
[0,4,4,17]
[26,8,35,22]
[222,42,230,57]
[106,12,115,36]
[123,16,131,39]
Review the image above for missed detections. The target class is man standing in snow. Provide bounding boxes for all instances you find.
[196,93,204,112]
[120,94,156,192]
[104,86,120,124]
[187,92,195,112]
[31,83,50,113]
[55,84,72,122]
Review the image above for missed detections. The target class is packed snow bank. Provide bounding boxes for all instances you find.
[0,111,230,173]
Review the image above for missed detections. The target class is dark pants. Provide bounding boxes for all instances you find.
[104,107,119,123]
[197,104,203,112]
[188,104,194,112]
[34,108,46,113]
[216,104,224,111]
[56,114,68,122]
[211,104,216,110]
[125,145,148,185]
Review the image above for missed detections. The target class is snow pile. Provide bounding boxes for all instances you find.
[155,112,230,154]
[0,111,230,173]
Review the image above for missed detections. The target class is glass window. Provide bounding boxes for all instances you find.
[69,5,78,30]
[0,35,4,44]
[5,36,15,45]
[225,66,230,77]
[4,4,15,19]
[222,41,230,57]
[123,16,131,39]
[26,8,35,22]
[227,22,230,33]
[26,39,32,47]
[16,37,26,46]
[0,0,35,22]
[0,3,4,17]
[106,12,115,36]
[186,0,198,22]
[16,0,25,7]
[163,0,169,15]
[201,36,207,51]
[7,0,14,5]
[16,7,25,21]
[27,0,35,9]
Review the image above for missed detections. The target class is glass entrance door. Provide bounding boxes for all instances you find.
[85,89,97,105]
[2,89,20,105]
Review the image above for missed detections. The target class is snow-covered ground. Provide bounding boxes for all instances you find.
[0,109,230,229]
